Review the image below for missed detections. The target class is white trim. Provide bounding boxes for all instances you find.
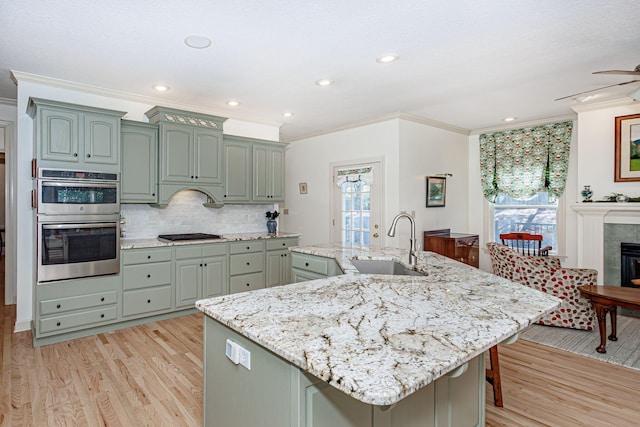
[10,70,283,128]
[470,115,576,136]
[285,113,469,143]
[0,120,15,306]
[14,320,30,332]
[0,98,17,107]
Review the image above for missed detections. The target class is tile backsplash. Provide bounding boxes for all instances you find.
[121,190,275,238]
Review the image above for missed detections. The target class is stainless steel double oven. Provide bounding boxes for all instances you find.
[36,168,121,282]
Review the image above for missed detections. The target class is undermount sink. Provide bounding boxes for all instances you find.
[350,259,425,276]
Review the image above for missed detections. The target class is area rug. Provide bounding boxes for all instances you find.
[519,315,640,371]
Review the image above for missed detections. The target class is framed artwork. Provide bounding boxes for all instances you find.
[614,113,640,182]
[426,176,446,207]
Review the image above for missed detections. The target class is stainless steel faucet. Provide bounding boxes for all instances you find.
[387,213,419,265]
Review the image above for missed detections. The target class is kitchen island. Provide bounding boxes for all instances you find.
[196,244,561,426]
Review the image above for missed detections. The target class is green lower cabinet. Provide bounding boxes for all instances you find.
[34,273,122,346]
[291,252,343,283]
[203,317,484,427]
[266,238,298,287]
[122,247,174,319]
[175,243,229,307]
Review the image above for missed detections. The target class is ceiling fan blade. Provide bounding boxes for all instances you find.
[555,80,640,101]
[593,70,640,76]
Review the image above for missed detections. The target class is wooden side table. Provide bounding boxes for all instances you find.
[424,229,479,267]
[578,285,640,353]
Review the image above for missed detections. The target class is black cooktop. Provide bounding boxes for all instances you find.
[158,233,222,242]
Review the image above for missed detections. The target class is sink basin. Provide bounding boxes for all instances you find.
[350,259,425,276]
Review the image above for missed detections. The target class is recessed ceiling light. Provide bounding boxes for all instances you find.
[184,35,212,49]
[226,100,240,106]
[503,117,517,122]
[283,112,294,118]
[153,84,170,92]
[376,54,399,63]
[315,79,334,87]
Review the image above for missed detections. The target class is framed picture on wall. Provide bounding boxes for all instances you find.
[614,113,640,182]
[426,176,446,207]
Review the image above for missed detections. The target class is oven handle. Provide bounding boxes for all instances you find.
[41,222,118,230]
[40,180,118,189]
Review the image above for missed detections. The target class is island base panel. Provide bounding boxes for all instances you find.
[203,317,485,426]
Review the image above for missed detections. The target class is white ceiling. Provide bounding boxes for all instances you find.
[2,0,640,141]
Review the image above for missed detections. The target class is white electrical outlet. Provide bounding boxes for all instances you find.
[225,339,251,370]
[239,347,251,370]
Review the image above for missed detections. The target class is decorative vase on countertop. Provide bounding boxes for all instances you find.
[581,185,593,202]
[266,210,279,234]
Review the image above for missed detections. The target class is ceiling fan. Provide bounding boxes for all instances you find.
[555,63,640,101]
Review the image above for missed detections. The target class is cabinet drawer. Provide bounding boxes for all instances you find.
[40,290,117,316]
[291,254,330,275]
[123,248,172,265]
[229,273,265,294]
[39,306,118,334]
[122,286,172,317]
[230,252,264,275]
[230,240,265,254]
[123,262,172,290]
[203,243,227,257]
[175,245,203,260]
[266,238,298,251]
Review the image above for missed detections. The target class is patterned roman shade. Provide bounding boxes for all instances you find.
[479,121,573,202]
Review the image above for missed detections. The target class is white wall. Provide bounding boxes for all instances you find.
[282,117,471,248]
[283,120,400,246]
[398,120,470,246]
[575,102,640,199]
[12,79,279,331]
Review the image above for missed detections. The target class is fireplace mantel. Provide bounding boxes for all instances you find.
[572,203,640,284]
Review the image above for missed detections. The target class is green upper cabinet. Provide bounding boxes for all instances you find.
[145,106,227,205]
[223,134,286,204]
[121,120,158,203]
[253,143,285,202]
[28,98,125,173]
[223,136,252,202]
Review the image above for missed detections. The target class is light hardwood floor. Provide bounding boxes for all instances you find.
[2,264,640,425]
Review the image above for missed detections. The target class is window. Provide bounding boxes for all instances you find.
[340,179,371,245]
[493,192,557,250]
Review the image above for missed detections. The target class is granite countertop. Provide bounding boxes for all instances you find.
[196,243,561,406]
[121,232,301,249]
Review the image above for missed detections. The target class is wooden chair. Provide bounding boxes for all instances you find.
[499,232,552,256]
[486,346,503,407]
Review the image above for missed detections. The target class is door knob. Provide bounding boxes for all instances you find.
[373,233,379,238]
[374,224,379,229]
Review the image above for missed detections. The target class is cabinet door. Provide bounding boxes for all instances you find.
[194,128,223,184]
[161,124,193,183]
[121,123,158,203]
[269,146,285,201]
[266,250,291,287]
[39,107,80,163]
[84,113,120,167]
[252,144,269,201]
[223,142,251,202]
[175,258,202,308]
[203,255,228,298]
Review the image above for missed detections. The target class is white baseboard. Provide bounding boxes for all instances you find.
[14,320,31,333]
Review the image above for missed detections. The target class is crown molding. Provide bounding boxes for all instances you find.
[470,114,577,135]
[283,112,469,143]
[569,97,637,113]
[0,97,17,107]
[9,70,283,128]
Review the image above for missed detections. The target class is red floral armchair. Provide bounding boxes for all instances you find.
[486,242,596,330]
